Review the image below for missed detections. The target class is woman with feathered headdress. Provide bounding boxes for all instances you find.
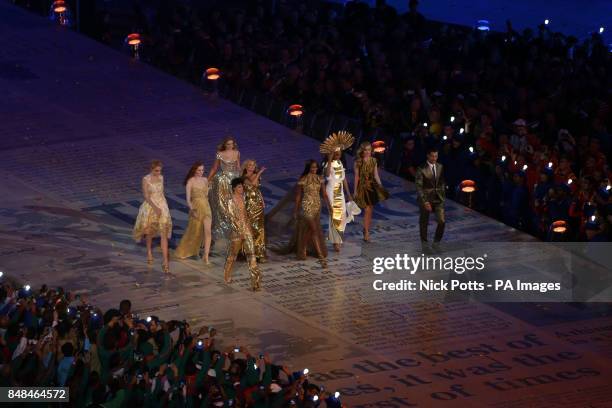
[321,131,354,252]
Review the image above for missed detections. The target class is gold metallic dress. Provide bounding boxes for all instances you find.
[133,174,172,241]
[244,181,266,259]
[294,174,328,260]
[209,153,241,240]
[324,160,347,244]
[174,183,211,259]
[355,157,389,208]
[224,197,262,290]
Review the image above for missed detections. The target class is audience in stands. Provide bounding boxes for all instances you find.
[0,281,341,407]
[18,0,612,241]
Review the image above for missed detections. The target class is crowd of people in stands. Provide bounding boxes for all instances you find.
[0,280,341,407]
[17,0,612,241]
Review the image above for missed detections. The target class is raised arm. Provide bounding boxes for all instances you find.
[325,155,332,177]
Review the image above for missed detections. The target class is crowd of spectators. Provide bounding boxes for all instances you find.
[18,0,612,241]
[0,280,342,407]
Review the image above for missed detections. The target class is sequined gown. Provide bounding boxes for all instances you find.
[209,153,241,240]
[133,174,172,241]
[175,182,211,259]
[324,160,347,244]
[244,181,266,259]
[355,157,389,208]
[294,174,328,260]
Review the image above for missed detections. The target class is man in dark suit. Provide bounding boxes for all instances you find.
[415,147,446,249]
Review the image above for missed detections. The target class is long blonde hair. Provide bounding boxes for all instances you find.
[217,137,238,152]
[241,159,258,177]
[355,142,372,166]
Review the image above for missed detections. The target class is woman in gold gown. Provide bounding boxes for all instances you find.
[242,159,267,262]
[290,160,331,266]
[208,137,241,240]
[324,150,353,252]
[133,160,173,276]
[175,162,212,264]
[353,142,389,242]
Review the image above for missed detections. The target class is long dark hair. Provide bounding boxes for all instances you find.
[301,159,319,178]
[183,162,204,186]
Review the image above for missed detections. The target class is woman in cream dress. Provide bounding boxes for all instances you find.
[208,137,241,240]
[175,162,212,264]
[133,160,173,276]
[324,149,353,252]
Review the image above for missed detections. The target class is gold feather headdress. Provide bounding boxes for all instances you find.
[319,131,355,155]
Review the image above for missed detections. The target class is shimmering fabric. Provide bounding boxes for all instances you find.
[133,175,172,241]
[355,157,390,208]
[174,184,211,259]
[325,160,347,244]
[209,153,241,240]
[244,182,266,259]
[294,174,328,260]
[224,197,262,290]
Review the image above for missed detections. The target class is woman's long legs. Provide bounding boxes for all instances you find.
[146,234,153,263]
[363,206,373,242]
[203,217,212,264]
[160,235,170,273]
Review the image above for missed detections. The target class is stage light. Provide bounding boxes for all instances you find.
[551,220,567,234]
[205,68,220,81]
[372,140,386,153]
[450,116,455,122]
[287,104,303,117]
[544,19,550,25]
[50,0,71,26]
[125,33,141,59]
[460,180,476,193]
[599,26,605,34]
[476,20,490,32]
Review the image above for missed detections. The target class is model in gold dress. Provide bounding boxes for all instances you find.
[224,178,262,291]
[354,142,390,242]
[208,137,241,241]
[292,160,331,266]
[175,162,212,264]
[133,160,173,277]
[242,159,267,262]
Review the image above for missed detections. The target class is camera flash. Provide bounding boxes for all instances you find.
[146,316,152,323]
[303,368,309,375]
[335,391,340,398]
[544,19,549,25]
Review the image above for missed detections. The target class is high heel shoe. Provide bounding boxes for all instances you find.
[362,229,370,243]
[147,253,154,264]
[162,262,170,274]
[333,243,341,252]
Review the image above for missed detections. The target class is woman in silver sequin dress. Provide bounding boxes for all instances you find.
[208,137,241,240]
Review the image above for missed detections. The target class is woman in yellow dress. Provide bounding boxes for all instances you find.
[242,159,267,262]
[291,160,331,266]
[175,162,212,264]
[208,137,241,240]
[133,160,173,276]
[353,142,389,242]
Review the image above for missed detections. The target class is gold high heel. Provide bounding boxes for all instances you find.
[162,262,170,274]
